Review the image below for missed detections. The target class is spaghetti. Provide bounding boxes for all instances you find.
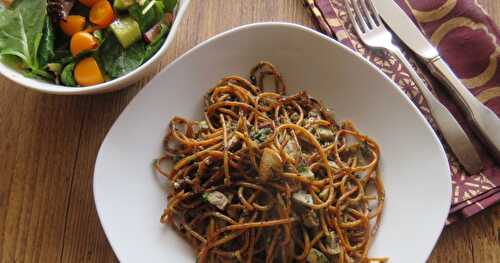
[156,62,386,263]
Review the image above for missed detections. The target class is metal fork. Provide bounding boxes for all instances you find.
[344,0,483,174]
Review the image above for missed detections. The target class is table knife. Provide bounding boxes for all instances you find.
[373,0,500,164]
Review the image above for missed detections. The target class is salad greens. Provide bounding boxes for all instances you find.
[99,34,146,78]
[61,62,77,86]
[0,0,48,77]
[38,17,56,67]
[129,0,165,32]
[99,22,169,79]
[0,0,177,87]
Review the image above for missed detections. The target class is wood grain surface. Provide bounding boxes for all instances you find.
[0,0,499,262]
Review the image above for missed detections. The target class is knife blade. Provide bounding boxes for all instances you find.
[373,0,500,165]
[372,0,439,60]
[372,1,438,60]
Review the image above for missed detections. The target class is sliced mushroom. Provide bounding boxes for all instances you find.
[203,191,229,210]
[324,231,341,255]
[322,108,336,123]
[259,147,283,181]
[302,210,319,228]
[306,248,329,263]
[292,190,314,206]
[198,121,209,130]
[298,165,315,180]
[317,127,335,141]
[318,188,329,201]
[284,139,300,160]
[328,161,341,173]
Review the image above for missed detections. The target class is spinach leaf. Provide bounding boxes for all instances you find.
[51,46,74,67]
[129,0,165,32]
[61,62,77,86]
[37,17,55,67]
[164,0,177,12]
[0,0,47,69]
[143,24,169,62]
[98,34,145,78]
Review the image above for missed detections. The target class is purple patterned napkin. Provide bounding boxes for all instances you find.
[304,0,499,223]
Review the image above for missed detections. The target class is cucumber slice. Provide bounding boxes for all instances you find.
[114,0,135,10]
[110,17,142,49]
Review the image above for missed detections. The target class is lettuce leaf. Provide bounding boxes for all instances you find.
[37,17,55,67]
[0,0,48,71]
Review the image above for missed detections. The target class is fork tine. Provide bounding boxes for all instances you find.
[351,0,370,31]
[343,0,365,35]
[359,0,376,28]
[364,0,383,25]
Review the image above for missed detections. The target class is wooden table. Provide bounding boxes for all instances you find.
[1,1,499,262]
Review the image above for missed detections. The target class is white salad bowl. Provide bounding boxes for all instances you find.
[0,0,190,95]
[94,22,451,262]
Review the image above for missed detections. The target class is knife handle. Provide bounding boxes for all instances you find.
[389,48,482,174]
[427,56,500,163]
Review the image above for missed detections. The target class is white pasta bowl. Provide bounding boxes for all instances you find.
[0,0,190,95]
[94,22,451,262]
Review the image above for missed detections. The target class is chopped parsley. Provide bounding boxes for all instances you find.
[252,127,272,143]
[360,140,371,159]
[298,164,308,173]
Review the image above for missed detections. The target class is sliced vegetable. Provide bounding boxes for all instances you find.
[324,231,341,255]
[61,62,77,86]
[292,190,314,206]
[203,191,229,210]
[47,62,62,84]
[129,0,165,32]
[317,127,334,141]
[89,0,114,27]
[70,31,98,56]
[306,248,329,263]
[298,165,315,180]
[110,17,141,48]
[47,63,62,74]
[113,0,135,10]
[144,23,163,44]
[259,148,283,181]
[59,15,86,36]
[318,188,329,200]
[302,210,319,228]
[74,57,104,86]
[142,23,168,61]
[78,0,99,7]
[142,0,156,15]
[92,29,105,43]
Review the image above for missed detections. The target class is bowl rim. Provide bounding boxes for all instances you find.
[93,21,451,262]
[0,0,191,95]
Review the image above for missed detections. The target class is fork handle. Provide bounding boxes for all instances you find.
[427,57,500,163]
[389,48,483,174]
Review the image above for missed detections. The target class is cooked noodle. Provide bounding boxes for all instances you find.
[155,61,386,263]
